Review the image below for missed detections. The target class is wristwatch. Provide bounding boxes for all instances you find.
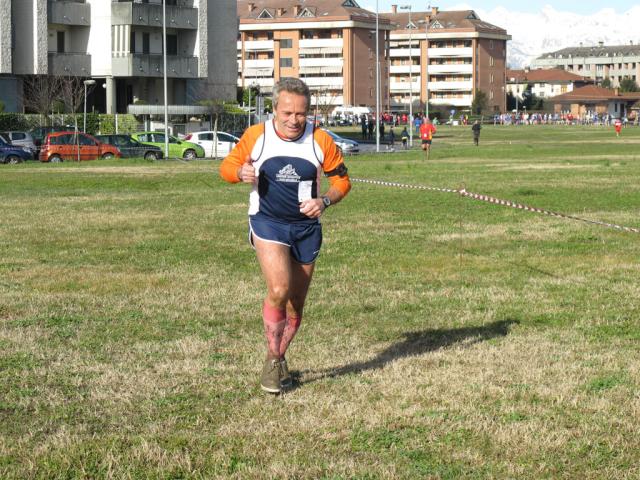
[321,195,331,208]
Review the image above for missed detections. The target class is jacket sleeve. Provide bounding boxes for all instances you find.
[219,125,263,183]
[314,129,351,197]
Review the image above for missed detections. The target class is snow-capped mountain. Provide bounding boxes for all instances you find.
[479,5,640,68]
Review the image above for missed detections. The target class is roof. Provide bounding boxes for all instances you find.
[381,9,507,35]
[552,85,640,102]
[237,0,385,24]
[537,44,640,60]
[506,69,589,83]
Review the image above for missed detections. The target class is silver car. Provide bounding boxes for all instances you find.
[322,129,359,155]
[0,131,37,158]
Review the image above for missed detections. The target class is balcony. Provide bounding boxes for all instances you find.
[427,47,472,58]
[111,53,198,78]
[299,38,343,49]
[243,59,273,69]
[299,76,344,88]
[389,65,421,74]
[48,1,91,26]
[427,64,473,74]
[244,40,275,51]
[427,80,473,91]
[390,48,420,58]
[429,95,473,107]
[111,1,197,29]
[299,58,344,68]
[48,52,91,76]
[238,77,275,89]
[389,80,421,92]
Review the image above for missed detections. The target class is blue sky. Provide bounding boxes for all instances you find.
[370,1,637,15]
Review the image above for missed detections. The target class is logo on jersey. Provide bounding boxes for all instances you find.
[276,164,301,183]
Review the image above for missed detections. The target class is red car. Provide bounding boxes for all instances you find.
[39,131,121,162]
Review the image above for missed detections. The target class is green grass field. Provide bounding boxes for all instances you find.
[1,125,640,479]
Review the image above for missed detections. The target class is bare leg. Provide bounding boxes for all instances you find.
[280,261,315,357]
[254,236,292,359]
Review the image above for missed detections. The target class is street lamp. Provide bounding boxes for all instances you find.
[400,5,413,147]
[162,0,169,158]
[83,79,96,133]
[375,0,380,153]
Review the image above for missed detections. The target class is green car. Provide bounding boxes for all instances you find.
[131,132,205,159]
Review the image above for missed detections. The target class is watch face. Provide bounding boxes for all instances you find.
[322,196,331,207]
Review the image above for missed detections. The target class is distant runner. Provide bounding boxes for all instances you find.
[419,118,437,158]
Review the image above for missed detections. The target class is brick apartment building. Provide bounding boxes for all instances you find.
[381,6,511,113]
[237,0,392,111]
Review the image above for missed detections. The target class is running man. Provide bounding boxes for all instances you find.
[419,117,437,158]
[471,120,481,146]
[219,78,351,394]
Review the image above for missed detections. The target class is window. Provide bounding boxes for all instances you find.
[489,56,494,67]
[279,38,292,49]
[490,73,494,83]
[79,134,96,146]
[143,33,150,54]
[130,31,136,53]
[258,9,274,19]
[166,34,177,55]
[489,40,494,50]
[57,31,65,53]
[280,57,292,68]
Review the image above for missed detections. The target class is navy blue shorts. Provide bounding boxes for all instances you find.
[249,215,323,264]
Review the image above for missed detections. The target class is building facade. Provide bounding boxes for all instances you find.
[237,0,392,112]
[382,6,510,113]
[551,84,640,119]
[1,0,236,113]
[506,68,591,102]
[531,43,640,88]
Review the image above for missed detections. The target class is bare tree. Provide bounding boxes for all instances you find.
[22,75,64,121]
[59,75,94,131]
[313,88,340,126]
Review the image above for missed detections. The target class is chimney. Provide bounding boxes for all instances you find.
[247,3,255,12]
[614,88,619,96]
[598,41,604,47]
[391,4,397,14]
[293,5,301,15]
[431,6,439,16]
[277,7,285,16]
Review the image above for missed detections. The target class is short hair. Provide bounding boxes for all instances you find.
[272,77,311,112]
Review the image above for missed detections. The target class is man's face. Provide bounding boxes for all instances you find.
[274,91,308,139]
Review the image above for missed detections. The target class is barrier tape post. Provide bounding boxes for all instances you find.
[351,177,640,235]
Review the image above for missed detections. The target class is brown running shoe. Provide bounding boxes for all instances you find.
[280,358,292,388]
[260,358,281,393]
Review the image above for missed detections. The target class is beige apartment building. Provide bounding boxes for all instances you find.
[1,0,236,113]
[237,0,392,111]
[381,6,510,113]
[531,43,640,88]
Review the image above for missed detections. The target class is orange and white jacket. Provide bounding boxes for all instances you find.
[220,120,351,222]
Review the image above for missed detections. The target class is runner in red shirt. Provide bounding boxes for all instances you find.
[419,118,437,158]
[614,118,622,137]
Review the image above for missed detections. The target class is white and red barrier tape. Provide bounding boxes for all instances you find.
[351,177,640,234]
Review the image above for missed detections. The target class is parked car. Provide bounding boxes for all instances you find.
[0,131,37,158]
[184,131,239,158]
[95,134,163,160]
[39,132,121,162]
[130,132,204,159]
[0,137,33,164]
[322,129,360,155]
[30,126,72,147]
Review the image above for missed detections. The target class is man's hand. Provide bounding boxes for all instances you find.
[299,198,324,218]
[237,155,256,183]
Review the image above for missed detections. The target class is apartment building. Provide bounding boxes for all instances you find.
[2,0,236,113]
[237,0,392,111]
[532,43,640,88]
[381,6,510,113]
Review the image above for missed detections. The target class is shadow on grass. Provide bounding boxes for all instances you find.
[296,319,519,387]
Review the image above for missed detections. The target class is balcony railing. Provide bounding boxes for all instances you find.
[429,96,473,107]
[243,40,275,51]
[427,80,473,91]
[427,47,472,58]
[48,1,91,26]
[427,64,473,74]
[111,53,198,78]
[48,52,91,76]
[111,1,197,29]
[299,38,343,49]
